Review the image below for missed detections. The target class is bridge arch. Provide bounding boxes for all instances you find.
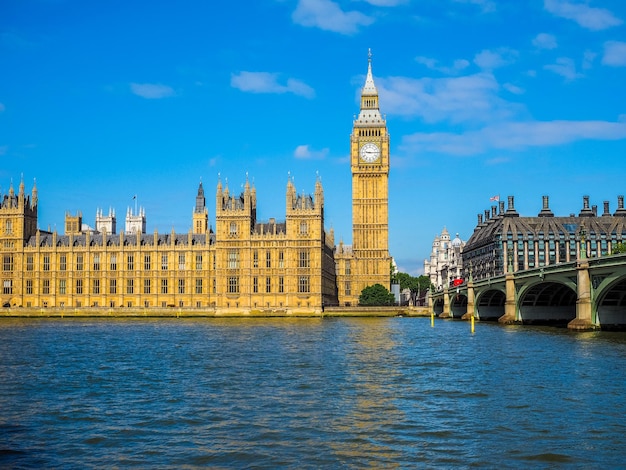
[433,298,444,316]
[517,281,577,326]
[595,276,626,329]
[449,293,467,318]
[475,288,506,321]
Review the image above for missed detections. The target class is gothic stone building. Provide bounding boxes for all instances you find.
[0,176,336,312]
[335,52,391,306]
[0,55,391,311]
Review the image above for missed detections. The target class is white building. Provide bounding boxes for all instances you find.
[95,207,116,234]
[125,206,146,234]
[424,227,465,291]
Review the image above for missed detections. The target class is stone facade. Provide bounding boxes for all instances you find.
[424,227,465,290]
[0,54,392,311]
[334,51,391,306]
[0,176,336,311]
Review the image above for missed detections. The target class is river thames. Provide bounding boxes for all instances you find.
[0,317,624,468]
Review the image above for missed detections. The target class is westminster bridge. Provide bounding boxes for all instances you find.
[430,253,626,330]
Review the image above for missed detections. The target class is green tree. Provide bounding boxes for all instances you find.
[417,275,435,305]
[359,284,396,306]
[390,261,398,283]
[612,242,626,254]
[396,272,434,306]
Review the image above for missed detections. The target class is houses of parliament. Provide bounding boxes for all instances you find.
[0,55,391,313]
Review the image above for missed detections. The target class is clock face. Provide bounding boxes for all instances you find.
[359,142,380,163]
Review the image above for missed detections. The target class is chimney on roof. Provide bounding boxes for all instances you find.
[579,195,594,217]
[615,195,626,216]
[603,201,611,216]
[505,195,519,217]
[477,213,483,228]
[499,200,505,214]
[538,195,554,217]
[592,205,597,216]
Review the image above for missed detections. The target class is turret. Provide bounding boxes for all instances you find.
[96,207,116,234]
[286,174,296,213]
[195,181,206,214]
[18,175,25,200]
[65,211,83,235]
[216,174,223,211]
[31,179,38,207]
[314,175,324,213]
[0,176,38,244]
[243,174,252,211]
[193,181,208,234]
[215,175,255,240]
[125,206,146,234]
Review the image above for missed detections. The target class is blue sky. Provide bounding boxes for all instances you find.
[1,0,626,275]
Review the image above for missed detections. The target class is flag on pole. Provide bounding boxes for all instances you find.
[490,195,499,202]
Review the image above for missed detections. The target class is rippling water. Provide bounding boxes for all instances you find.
[1,317,625,468]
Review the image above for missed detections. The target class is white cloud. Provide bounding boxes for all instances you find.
[130,83,175,99]
[544,57,583,80]
[544,0,622,31]
[362,0,407,5]
[377,72,521,124]
[294,145,329,159]
[415,56,470,74]
[453,0,496,13]
[602,41,626,67]
[474,48,518,70]
[231,72,315,98]
[284,78,316,98]
[415,56,437,70]
[533,33,557,50]
[503,83,524,95]
[544,56,581,79]
[485,156,512,165]
[400,120,626,156]
[292,0,374,34]
[582,50,596,69]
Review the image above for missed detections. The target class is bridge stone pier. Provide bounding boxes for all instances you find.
[431,253,626,331]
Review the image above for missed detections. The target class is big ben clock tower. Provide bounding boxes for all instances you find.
[347,50,391,302]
